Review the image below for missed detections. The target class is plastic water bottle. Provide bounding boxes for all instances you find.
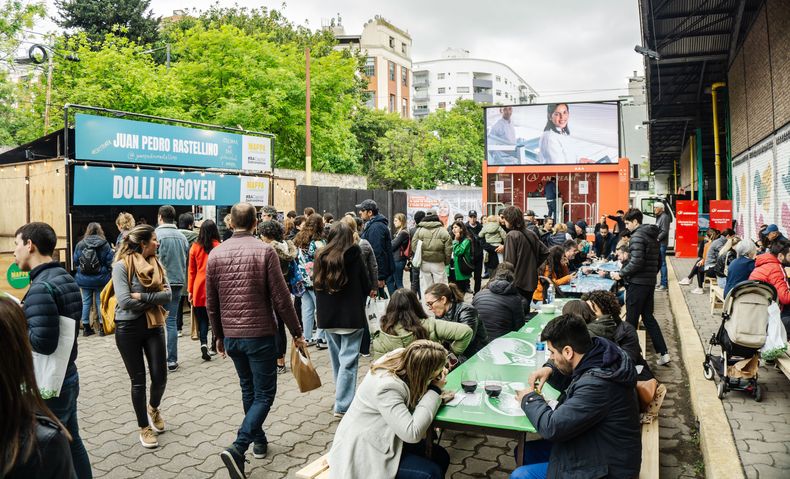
[536,341,546,366]
[547,284,555,304]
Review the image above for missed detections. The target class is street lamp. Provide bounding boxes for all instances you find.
[634,45,660,61]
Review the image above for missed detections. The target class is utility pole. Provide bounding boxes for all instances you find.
[305,47,312,185]
[43,54,54,134]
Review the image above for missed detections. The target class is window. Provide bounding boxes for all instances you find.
[402,67,408,86]
[401,42,407,54]
[496,90,502,96]
[401,98,408,117]
[364,57,375,77]
[495,75,501,82]
[438,87,446,94]
[364,91,375,108]
[438,102,446,109]
[457,86,470,93]
[389,94,396,113]
[389,62,395,81]
[437,73,445,80]
[389,36,395,48]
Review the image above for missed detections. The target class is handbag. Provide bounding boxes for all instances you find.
[459,253,474,276]
[412,240,424,268]
[33,283,77,399]
[291,341,322,393]
[366,296,389,333]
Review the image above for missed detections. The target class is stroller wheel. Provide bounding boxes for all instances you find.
[754,385,763,402]
[703,363,714,380]
[717,381,726,399]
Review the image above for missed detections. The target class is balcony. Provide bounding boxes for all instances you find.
[472,78,492,89]
[413,78,430,88]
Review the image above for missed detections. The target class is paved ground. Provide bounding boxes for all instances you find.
[74,288,703,478]
[671,257,790,479]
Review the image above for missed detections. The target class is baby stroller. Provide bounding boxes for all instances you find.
[702,280,775,402]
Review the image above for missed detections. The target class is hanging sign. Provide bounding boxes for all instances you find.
[73,166,269,206]
[578,181,589,195]
[75,113,272,172]
[675,200,699,258]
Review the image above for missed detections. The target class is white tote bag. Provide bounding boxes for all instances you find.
[412,239,424,269]
[365,297,389,333]
[33,283,76,399]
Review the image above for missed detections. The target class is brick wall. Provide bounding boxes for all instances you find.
[768,0,790,130]
[743,9,773,146]
[729,51,748,156]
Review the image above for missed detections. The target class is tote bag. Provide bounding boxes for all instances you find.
[291,341,322,393]
[33,283,77,399]
[412,240,424,268]
[365,296,389,333]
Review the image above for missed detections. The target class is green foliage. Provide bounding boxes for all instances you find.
[54,0,160,46]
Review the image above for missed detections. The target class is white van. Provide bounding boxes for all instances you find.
[632,195,676,251]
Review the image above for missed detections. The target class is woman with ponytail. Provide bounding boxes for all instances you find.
[112,225,172,449]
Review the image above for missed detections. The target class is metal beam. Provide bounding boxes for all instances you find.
[728,0,746,66]
[656,54,728,64]
[655,8,733,20]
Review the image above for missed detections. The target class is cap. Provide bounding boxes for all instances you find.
[525,210,536,216]
[355,199,378,211]
[468,210,478,217]
[765,224,779,233]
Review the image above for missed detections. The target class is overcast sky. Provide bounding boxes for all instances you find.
[36,0,645,102]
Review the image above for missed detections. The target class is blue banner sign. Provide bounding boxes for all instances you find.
[73,166,269,206]
[74,113,271,172]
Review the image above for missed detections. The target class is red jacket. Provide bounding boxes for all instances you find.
[187,240,219,307]
[206,232,302,339]
[748,253,790,306]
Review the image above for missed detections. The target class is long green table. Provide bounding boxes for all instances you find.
[430,306,565,465]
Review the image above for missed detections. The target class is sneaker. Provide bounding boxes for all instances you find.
[167,363,179,372]
[678,277,691,285]
[208,347,218,356]
[360,353,371,358]
[690,287,705,295]
[147,405,165,433]
[277,364,287,374]
[655,285,667,291]
[657,353,671,366]
[82,326,95,337]
[201,344,212,361]
[333,411,345,418]
[316,340,328,350]
[305,339,317,347]
[252,442,268,459]
[139,426,158,448]
[177,330,183,337]
[220,447,247,479]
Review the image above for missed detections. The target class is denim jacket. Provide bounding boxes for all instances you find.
[155,223,189,286]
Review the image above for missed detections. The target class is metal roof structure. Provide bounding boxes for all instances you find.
[637,0,764,173]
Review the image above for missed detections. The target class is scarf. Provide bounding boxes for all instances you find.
[124,253,167,329]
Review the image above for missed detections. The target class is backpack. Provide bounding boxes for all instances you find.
[470,234,484,265]
[79,245,102,275]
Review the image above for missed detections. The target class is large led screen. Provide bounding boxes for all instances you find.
[485,101,620,165]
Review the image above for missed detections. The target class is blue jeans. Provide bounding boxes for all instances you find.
[325,329,364,413]
[165,285,183,365]
[659,244,668,287]
[546,199,556,220]
[396,443,450,479]
[225,336,277,453]
[301,289,323,342]
[387,258,407,294]
[511,439,552,479]
[80,288,101,327]
[46,373,92,479]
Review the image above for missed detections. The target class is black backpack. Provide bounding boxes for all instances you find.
[79,245,102,275]
[470,234,484,265]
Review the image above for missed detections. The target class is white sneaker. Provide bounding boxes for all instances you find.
[678,278,691,285]
[690,287,704,294]
[657,354,671,366]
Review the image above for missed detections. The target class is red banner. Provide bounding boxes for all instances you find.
[709,200,733,232]
[675,200,699,258]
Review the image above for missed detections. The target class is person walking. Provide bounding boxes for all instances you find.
[654,203,671,291]
[314,222,372,416]
[155,205,189,372]
[14,222,92,478]
[610,208,670,366]
[294,214,327,348]
[448,221,473,293]
[73,222,114,336]
[176,213,198,337]
[205,203,306,479]
[358,200,395,296]
[188,220,221,362]
[0,296,75,479]
[387,213,410,292]
[112,225,172,449]
[115,212,135,247]
[413,210,453,299]
[409,211,426,297]
[499,205,549,309]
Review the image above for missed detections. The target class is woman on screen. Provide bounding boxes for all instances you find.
[538,103,581,164]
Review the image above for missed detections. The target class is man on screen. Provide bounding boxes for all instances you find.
[488,106,522,164]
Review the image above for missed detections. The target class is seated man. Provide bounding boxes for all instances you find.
[512,314,641,479]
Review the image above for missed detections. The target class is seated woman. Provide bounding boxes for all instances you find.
[328,340,452,479]
[724,239,757,297]
[424,283,489,360]
[532,246,575,308]
[371,289,473,361]
[472,262,526,339]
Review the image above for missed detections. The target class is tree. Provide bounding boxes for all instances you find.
[371,121,434,190]
[351,107,405,172]
[54,0,160,46]
[422,100,485,186]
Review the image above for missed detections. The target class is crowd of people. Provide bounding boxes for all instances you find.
[3,198,677,479]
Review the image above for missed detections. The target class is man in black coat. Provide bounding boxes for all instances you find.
[611,208,670,366]
[14,222,92,478]
[465,210,484,294]
[358,199,395,295]
[514,314,641,479]
[593,223,616,259]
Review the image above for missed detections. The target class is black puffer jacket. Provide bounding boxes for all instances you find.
[22,262,82,381]
[472,279,525,340]
[587,315,654,381]
[437,301,489,358]
[6,413,75,479]
[620,224,660,286]
[522,337,641,478]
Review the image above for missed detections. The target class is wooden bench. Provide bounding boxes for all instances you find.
[296,454,329,479]
[703,275,714,291]
[637,329,659,479]
[710,284,725,315]
[776,346,790,382]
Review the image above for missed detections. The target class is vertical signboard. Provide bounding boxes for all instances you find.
[709,200,733,232]
[675,200,699,258]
